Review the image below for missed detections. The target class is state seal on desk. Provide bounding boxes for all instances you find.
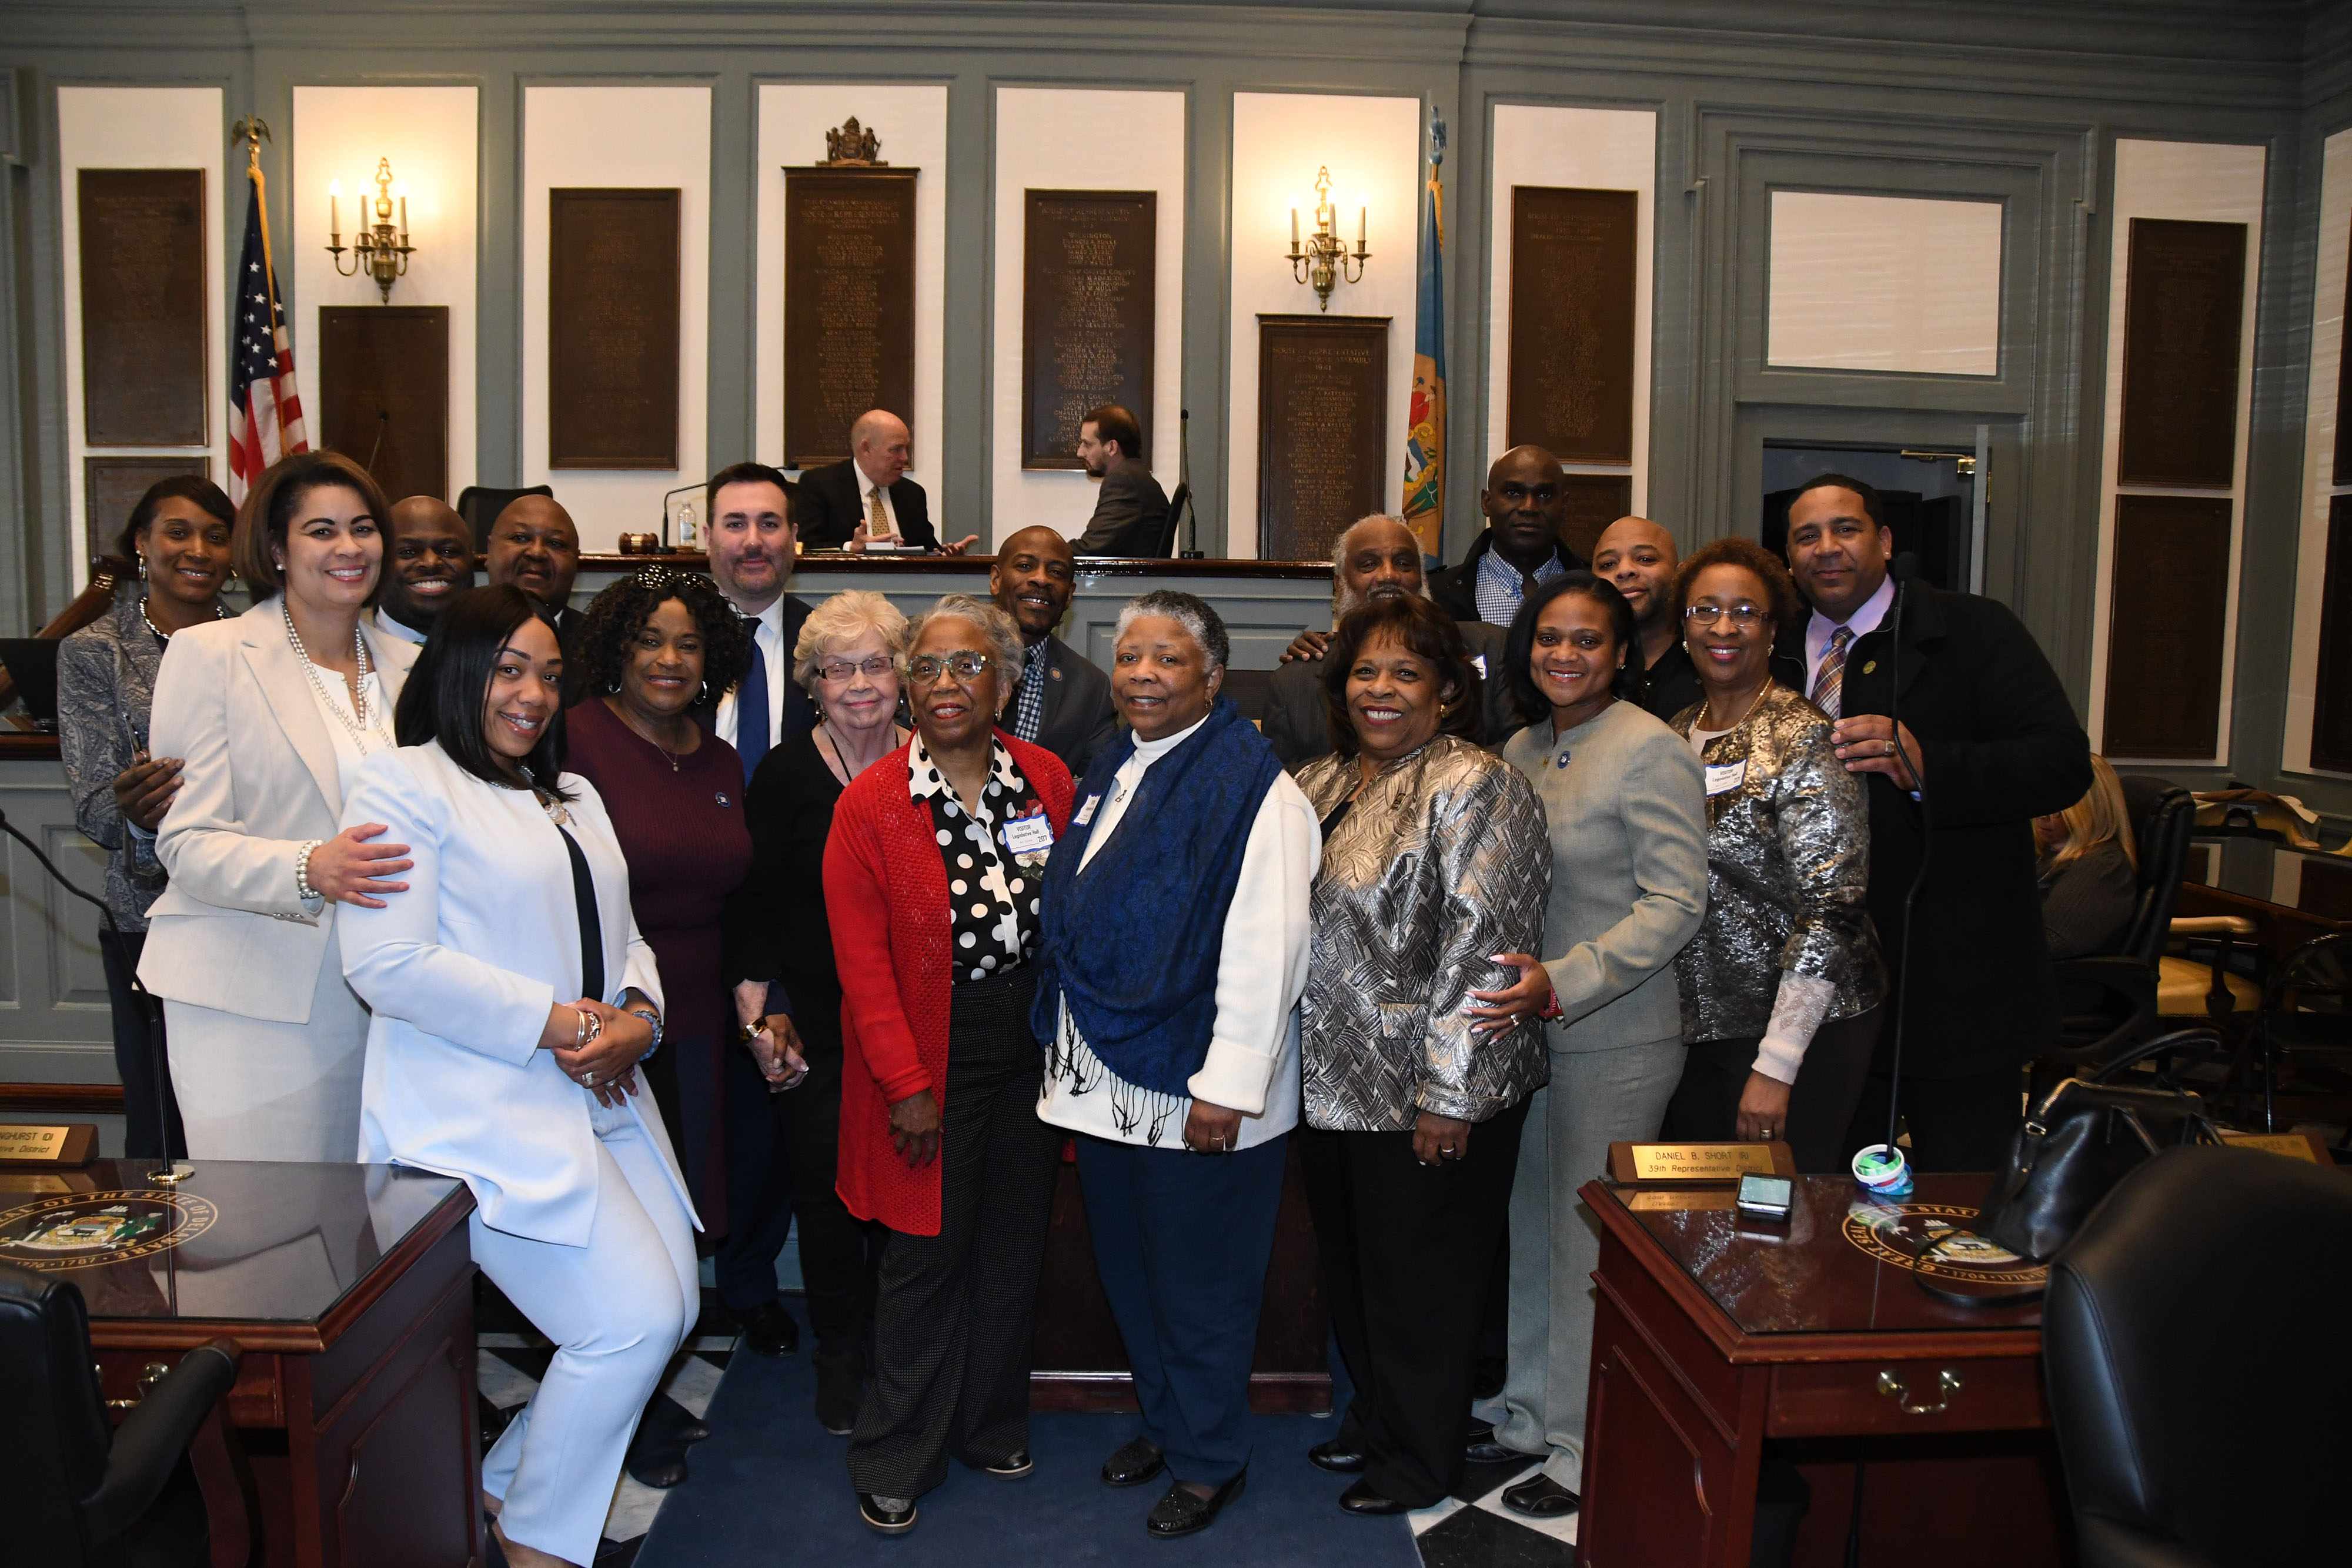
[1842,1200,2047,1289]
[0,1189,218,1272]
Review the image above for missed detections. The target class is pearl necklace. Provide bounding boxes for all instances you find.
[281,599,379,750]
[140,596,229,643]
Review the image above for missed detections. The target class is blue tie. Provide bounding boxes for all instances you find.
[737,620,771,783]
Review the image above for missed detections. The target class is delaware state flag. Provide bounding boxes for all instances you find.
[1400,109,1447,559]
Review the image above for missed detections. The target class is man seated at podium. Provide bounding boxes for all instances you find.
[1071,404,1170,558]
[1429,446,1588,628]
[374,496,476,644]
[797,409,975,554]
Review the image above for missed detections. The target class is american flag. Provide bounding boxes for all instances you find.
[226,166,306,502]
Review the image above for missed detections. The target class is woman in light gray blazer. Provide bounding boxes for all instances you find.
[140,452,418,1162]
[1466,571,1707,1520]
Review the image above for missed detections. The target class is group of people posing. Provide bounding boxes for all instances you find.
[57,436,2092,1567]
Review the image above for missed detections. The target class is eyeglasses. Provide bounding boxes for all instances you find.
[816,656,894,683]
[907,652,996,681]
[1683,603,1768,628]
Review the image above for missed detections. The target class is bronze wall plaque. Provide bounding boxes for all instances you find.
[2310,493,2352,772]
[1257,315,1389,560]
[1507,187,1638,466]
[2117,217,2246,490]
[1024,190,1156,469]
[2103,493,2232,758]
[1559,473,1633,563]
[547,188,680,470]
[320,305,449,503]
[78,169,208,446]
[82,456,208,554]
[783,168,917,469]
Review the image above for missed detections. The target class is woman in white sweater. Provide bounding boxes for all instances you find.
[339,584,693,1568]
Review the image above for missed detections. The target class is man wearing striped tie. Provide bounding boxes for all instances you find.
[1780,473,2090,1176]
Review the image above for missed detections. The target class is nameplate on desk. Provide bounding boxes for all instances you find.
[0,1124,98,1168]
[2221,1130,2335,1165]
[1608,1141,1794,1185]
[1625,1188,1740,1213]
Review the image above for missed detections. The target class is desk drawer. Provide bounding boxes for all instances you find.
[1769,1355,2047,1437]
[98,1348,284,1427]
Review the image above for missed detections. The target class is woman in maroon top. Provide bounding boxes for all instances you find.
[564,564,757,1487]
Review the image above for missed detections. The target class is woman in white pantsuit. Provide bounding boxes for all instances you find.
[339,585,696,1568]
[141,452,419,1161]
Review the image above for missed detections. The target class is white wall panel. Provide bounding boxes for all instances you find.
[1766,191,2002,376]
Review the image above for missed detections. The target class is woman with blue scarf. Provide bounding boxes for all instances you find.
[1033,591,1321,1541]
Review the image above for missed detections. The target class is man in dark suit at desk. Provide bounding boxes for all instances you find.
[990,524,1118,777]
[1775,473,2090,1174]
[795,409,977,554]
[1071,404,1170,558]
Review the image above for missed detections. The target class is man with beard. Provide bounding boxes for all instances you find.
[1071,404,1170,558]
[988,524,1117,776]
[1264,514,1515,767]
[1428,447,1588,628]
[374,496,476,644]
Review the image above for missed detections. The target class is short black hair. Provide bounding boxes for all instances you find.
[116,475,235,561]
[1084,404,1144,460]
[1319,594,1484,757]
[1503,570,1642,725]
[395,584,573,800]
[1789,472,1885,533]
[707,462,793,513]
[574,565,754,704]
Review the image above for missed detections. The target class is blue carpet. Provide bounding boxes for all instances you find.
[635,1348,1421,1567]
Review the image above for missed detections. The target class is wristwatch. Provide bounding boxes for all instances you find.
[627,1005,663,1057]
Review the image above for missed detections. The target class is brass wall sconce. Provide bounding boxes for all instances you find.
[1288,166,1368,311]
[326,156,415,302]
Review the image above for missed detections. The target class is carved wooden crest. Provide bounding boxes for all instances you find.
[821,117,886,166]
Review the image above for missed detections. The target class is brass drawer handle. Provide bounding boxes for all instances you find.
[102,1360,174,1412]
[1877,1368,1963,1415]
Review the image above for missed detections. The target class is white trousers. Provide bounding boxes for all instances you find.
[472,1098,697,1567]
[164,955,368,1162]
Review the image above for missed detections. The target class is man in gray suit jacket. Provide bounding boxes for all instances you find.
[1264,514,1519,767]
[1072,404,1170,557]
[991,524,1119,778]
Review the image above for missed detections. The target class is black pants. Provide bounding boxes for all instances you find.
[1663,1007,1883,1175]
[101,929,182,1160]
[716,1037,797,1311]
[1845,1066,2025,1174]
[1301,1096,1531,1509]
[776,1047,887,1369]
[847,968,1061,1500]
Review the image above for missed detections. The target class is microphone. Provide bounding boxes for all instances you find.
[1880,551,1930,1155]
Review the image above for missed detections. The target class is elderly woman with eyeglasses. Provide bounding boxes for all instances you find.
[823,593,1075,1536]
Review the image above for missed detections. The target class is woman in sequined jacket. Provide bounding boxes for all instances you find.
[1292,594,1550,1516]
[1659,537,1886,1174]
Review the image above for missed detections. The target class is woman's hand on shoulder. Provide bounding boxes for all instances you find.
[308,823,413,907]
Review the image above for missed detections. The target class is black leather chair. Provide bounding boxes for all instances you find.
[2043,778,2193,1079]
[2243,932,2350,1136]
[2044,1144,2352,1567]
[455,484,554,553]
[1152,479,1192,558]
[1,1261,242,1568]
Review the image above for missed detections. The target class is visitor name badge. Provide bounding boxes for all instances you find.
[1003,810,1055,866]
[1705,760,1747,796]
[1469,653,1488,677]
[1074,793,1101,826]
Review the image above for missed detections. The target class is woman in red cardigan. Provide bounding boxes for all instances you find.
[823,593,1074,1536]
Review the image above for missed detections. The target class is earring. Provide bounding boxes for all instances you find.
[136,557,148,581]
[699,680,711,704]
[607,679,623,695]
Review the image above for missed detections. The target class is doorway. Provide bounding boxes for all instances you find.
[1761,439,1986,593]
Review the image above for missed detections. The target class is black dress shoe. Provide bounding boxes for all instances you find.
[624,1447,688,1489]
[983,1451,1033,1479]
[1465,1425,1536,1467]
[1144,1471,1247,1538]
[1100,1435,1166,1488]
[650,1392,710,1446]
[1501,1474,1581,1518]
[1338,1479,1411,1515]
[1307,1438,1366,1474]
[814,1353,863,1437]
[738,1298,801,1358]
[858,1493,917,1534]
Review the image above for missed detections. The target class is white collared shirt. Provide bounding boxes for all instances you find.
[372,606,428,646]
[713,596,789,756]
[1803,573,1897,693]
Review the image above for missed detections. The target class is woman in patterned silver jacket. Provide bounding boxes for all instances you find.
[1658,537,1886,1174]
[1291,594,1549,1517]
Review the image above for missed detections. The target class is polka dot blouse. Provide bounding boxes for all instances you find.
[906,734,1050,984]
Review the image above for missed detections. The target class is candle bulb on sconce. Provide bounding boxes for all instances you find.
[393,180,407,242]
[325,155,417,303]
[328,178,341,246]
[1290,195,1300,251]
[1286,165,1369,312]
[1358,194,1367,250]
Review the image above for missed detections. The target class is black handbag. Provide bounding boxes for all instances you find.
[1973,1028,2228,1262]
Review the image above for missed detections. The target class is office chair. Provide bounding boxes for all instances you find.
[1154,480,1192,558]
[2241,932,2350,1136]
[455,484,555,553]
[2044,1144,2352,1567]
[0,1261,242,1568]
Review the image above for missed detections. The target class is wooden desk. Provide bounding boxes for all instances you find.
[1578,1175,2070,1568]
[0,1161,480,1568]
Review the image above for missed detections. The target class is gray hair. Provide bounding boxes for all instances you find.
[1332,513,1430,616]
[793,589,908,691]
[901,593,1027,711]
[1113,589,1228,670]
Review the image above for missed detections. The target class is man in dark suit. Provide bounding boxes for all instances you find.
[1591,513,1729,721]
[1428,446,1588,628]
[1072,404,1170,557]
[1264,514,1516,767]
[485,493,587,701]
[1775,473,2091,1174]
[990,524,1118,778]
[794,409,976,554]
